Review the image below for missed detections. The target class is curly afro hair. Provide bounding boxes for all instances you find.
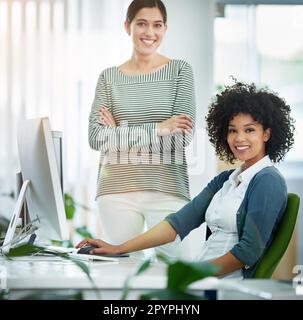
[206,81,295,163]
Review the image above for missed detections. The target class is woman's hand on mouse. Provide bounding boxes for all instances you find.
[76,238,122,255]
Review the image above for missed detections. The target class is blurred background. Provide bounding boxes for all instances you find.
[0,0,302,278]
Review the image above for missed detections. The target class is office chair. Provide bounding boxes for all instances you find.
[253,192,300,279]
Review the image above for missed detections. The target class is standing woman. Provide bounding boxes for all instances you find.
[88,0,196,259]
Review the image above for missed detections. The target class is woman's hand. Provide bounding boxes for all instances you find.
[98,107,117,127]
[156,114,193,137]
[76,238,123,255]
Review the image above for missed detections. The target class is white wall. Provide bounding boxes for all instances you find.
[161,0,217,198]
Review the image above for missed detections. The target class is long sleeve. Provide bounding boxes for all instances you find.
[88,73,159,153]
[230,170,287,268]
[161,62,196,152]
[165,170,233,239]
[88,62,196,154]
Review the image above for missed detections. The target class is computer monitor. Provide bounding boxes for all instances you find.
[51,130,64,194]
[16,130,64,228]
[2,117,69,253]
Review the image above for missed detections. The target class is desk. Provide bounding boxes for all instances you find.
[0,255,167,299]
[1,255,303,300]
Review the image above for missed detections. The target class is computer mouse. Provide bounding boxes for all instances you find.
[77,245,130,257]
[77,245,98,255]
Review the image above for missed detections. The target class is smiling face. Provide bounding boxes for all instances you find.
[227,113,271,169]
[125,7,167,57]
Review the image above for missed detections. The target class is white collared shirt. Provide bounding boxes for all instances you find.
[197,156,273,278]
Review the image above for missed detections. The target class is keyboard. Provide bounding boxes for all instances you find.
[43,245,129,262]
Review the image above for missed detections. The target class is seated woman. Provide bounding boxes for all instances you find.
[77,81,295,278]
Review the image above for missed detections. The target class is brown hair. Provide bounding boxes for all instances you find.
[126,0,167,24]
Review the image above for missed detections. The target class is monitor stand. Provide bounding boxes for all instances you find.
[15,171,31,233]
[2,180,34,254]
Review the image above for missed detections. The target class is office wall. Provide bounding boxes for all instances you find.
[162,0,217,198]
[274,163,303,278]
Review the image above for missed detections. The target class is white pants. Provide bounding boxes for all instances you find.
[97,190,201,260]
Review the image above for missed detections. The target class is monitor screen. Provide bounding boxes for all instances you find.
[3,117,69,251]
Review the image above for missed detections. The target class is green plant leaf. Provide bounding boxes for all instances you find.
[64,193,76,220]
[76,226,93,239]
[156,253,172,265]
[215,83,225,93]
[166,260,219,291]
[7,243,45,257]
[20,291,83,300]
[140,288,205,300]
[121,258,152,300]
[51,239,74,248]
[134,258,152,276]
[60,253,91,282]
[64,193,92,221]
[5,243,101,299]
[6,244,91,282]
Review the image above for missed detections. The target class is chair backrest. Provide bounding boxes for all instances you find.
[253,192,300,279]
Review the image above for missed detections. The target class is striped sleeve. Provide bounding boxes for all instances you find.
[88,73,160,153]
[161,62,196,151]
[89,61,196,154]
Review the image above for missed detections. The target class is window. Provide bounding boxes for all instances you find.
[215,3,303,162]
[0,0,130,239]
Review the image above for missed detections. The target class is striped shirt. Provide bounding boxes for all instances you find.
[89,59,196,201]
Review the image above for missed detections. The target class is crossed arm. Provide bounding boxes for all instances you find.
[99,106,193,136]
[89,63,196,153]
